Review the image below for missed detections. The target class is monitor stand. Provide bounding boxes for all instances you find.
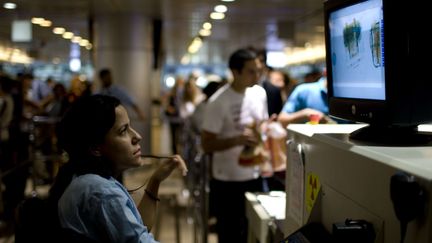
[349,125,432,146]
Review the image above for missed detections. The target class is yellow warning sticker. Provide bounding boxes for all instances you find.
[305,173,321,213]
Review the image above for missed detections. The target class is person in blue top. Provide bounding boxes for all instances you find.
[98,68,146,122]
[47,94,187,242]
[278,76,334,127]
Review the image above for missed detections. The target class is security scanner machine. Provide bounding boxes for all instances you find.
[284,124,432,243]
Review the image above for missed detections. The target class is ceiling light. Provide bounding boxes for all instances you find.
[40,20,52,27]
[85,43,93,50]
[165,76,176,87]
[69,58,81,72]
[221,0,235,2]
[188,37,203,54]
[199,29,211,36]
[31,17,45,25]
[203,22,212,30]
[79,39,89,46]
[192,37,202,44]
[3,2,17,9]
[52,57,61,64]
[214,5,227,13]
[210,12,225,20]
[53,27,65,34]
[71,36,82,43]
[62,32,74,39]
[285,45,326,65]
[181,55,190,65]
[2,48,33,64]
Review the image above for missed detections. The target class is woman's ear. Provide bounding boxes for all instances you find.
[89,146,102,157]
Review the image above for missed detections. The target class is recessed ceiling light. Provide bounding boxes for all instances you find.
[62,32,74,39]
[79,39,89,46]
[52,57,61,64]
[53,27,66,34]
[3,2,17,9]
[31,17,45,24]
[203,22,212,30]
[71,36,82,43]
[214,5,227,13]
[210,12,225,20]
[199,29,211,36]
[40,20,52,27]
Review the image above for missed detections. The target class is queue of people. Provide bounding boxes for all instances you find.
[0,73,89,233]
[161,48,333,243]
[0,46,335,242]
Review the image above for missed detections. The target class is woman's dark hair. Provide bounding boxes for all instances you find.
[0,75,13,93]
[57,94,120,161]
[48,95,121,226]
[203,81,222,101]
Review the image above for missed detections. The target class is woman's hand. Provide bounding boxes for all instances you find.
[139,155,187,230]
[150,154,188,183]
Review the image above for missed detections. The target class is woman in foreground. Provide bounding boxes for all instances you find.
[48,94,187,242]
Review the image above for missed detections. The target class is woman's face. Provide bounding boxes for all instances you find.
[269,71,285,88]
[98,105,143,172]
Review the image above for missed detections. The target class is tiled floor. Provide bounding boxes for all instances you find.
[0,120,217,243]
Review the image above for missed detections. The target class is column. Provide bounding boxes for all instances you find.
[93,13,154,154]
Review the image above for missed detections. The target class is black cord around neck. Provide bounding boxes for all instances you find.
[400,221,407,243]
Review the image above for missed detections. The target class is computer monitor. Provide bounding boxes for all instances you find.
[324,0,432,144]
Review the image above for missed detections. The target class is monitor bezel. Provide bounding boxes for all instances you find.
[324,0,411,126]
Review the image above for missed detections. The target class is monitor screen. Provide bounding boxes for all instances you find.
[328,0,385,100]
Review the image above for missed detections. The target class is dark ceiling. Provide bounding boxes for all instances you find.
[0,0,325,66]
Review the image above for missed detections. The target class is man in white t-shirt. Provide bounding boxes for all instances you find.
[201,48,269,243]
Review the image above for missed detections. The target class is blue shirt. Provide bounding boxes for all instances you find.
[281,77,328,114]
[58,174,158,243]
[31,79,52,102]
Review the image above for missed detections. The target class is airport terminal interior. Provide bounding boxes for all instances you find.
[1,0,432,243]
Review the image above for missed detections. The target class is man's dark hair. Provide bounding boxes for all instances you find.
[99,68,111,79]
[245,46,268,67]
[228,49,257,72]
[21,73,34,80]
